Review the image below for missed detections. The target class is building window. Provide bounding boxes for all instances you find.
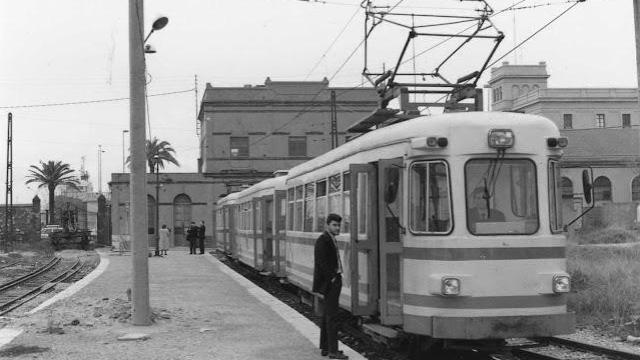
[563,114,573,129]
[173,194,192,245]
[492,86,503,102]
[561,177,573,199]
[623,113,631,128]
[632,176,640,201]
[593,176,612,201]
[288,136,307,157]
[230,137,249,158]
[596,114,606,128]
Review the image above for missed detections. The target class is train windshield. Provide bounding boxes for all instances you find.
[465,159,539,235]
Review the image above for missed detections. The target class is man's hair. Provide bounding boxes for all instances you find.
[326,213,342,225]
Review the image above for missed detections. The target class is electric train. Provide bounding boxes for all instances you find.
[214,111,574,343]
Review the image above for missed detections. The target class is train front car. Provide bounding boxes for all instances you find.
[402,112,573,341]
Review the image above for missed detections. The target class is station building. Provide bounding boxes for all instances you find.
[109,78,378,246]
[488,62,640,226]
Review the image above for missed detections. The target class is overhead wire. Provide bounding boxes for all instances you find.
[0,88,195,109]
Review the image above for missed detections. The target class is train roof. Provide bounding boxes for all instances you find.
[287,111,558,180]
[217,176,287,205]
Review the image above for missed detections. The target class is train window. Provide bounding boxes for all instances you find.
[357,173,369,235]
[304,183,315,232]
[342,172,351,233]
[294,186,304,231]
[316,180,327,232]
[328,174,342,217]
[287,188,295,231]
[255,201,262,232]
[548,160,563,233]
[410,161,452,234]
[465,159,538,235]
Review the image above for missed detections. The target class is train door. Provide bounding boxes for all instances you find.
[262,195,274,272]
[274,190,287,276]
[349,164,379,316]
[378,158,403,325]
[253,198,261,269]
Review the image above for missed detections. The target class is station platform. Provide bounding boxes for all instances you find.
[0,249,364,360]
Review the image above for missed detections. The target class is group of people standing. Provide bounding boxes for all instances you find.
[156,221,206,256]
[187,221,206,255]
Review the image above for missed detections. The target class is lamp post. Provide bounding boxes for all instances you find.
[98,145,106,195]
[122,130,129,172]
[128,0,169,325]
[154,154,161,257]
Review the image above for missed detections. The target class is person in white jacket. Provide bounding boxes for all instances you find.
[159,224,171,256]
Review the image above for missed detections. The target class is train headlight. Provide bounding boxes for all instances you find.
[441,277,461,296]
[552,275,571,293]
[488,129,514,149]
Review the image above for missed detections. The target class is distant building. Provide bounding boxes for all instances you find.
[109,79,378,246]
[197,77,378,198]
[488,61,640,227]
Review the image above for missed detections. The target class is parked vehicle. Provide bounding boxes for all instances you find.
[40,225,63,239]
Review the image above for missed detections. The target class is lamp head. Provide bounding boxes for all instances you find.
[144,44,157,54]
[152,17,169,31]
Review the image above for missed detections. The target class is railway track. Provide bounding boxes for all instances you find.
[0,257,84,316]
[508,337,640,360]
[0,259,21,270]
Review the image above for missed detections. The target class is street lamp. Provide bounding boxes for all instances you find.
[122,130,129,172]
[128,3,169,325]
[154,154,161,257]
[98,145,106,194]
[144,16,168,44]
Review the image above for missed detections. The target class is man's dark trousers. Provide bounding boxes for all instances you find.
[320,274,342,354]
[189,238,197,254]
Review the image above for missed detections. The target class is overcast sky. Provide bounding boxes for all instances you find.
[0,0,634,203]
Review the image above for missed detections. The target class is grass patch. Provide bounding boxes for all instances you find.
[568,226,639,245]
[568,244,640,335]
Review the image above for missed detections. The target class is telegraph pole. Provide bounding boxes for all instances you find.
[3,113,12,253]
[330,90,338,149]
[634,0,640,106]
[129,0,151,325]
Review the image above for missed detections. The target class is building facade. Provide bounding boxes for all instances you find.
[197,78,378,199]
[109,173,217,247]
[488,62,640,226]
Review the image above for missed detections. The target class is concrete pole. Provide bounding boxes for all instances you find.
[635,0,640,106]
[129,0,151,325]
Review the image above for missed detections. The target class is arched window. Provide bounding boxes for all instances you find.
[173,194,192,245]
[593,176,612,201]
[561,177,573,199]
[532,84,540,92]
[522,84,530,94]
[147,195,156,235]
[511,85,521,98]
[632,176,640,201]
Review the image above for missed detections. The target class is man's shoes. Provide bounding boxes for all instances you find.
[328,352,348,359]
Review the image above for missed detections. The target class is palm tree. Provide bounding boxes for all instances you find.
[25,161,80,224]
[126,137,180,173]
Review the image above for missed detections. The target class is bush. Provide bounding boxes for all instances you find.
[569,226,639,245]
[568,245,640,334]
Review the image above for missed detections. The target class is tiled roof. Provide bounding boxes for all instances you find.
[561,128,640,159]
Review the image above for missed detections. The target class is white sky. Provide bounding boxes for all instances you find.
[0,0,634,203]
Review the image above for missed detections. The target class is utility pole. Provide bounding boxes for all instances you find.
[195,75,200,138]
[129,0,151,325]
[3,113,12,253]
[634,0,640,106]
[330,90,338,149]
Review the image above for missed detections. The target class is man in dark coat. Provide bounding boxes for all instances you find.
[186,221,198,255]
[313,213,348,359]
[198,220,206,255]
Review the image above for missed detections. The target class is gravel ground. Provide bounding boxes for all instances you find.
[0,249,329,360]
[557,328,640,355]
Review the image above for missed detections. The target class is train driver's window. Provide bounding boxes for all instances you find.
[465,159,538,235]
[409,161,452,234]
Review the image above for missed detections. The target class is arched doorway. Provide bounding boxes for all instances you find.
[593,176,612,201]
[147,195,156,236]
[173,194,192,246]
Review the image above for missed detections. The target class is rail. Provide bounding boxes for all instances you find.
[0,257,60,292]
